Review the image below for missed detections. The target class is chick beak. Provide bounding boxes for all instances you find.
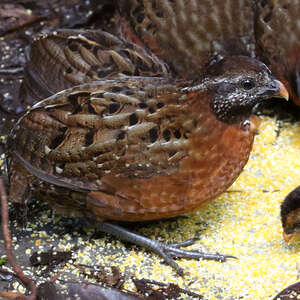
[283,231,300,243]
[283,232,293,243]
[273,79,289,101]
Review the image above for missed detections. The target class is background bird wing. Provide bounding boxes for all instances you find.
[20,29,170,106]
[256,0,300,105]
[10,77,193,193]
[256,0,300,106]
[117,0,256,77]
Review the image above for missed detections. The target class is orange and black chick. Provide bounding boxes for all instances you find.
[281,186,300,243]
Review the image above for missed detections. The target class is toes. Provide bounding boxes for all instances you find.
[164,246,237,262]
[167,239,196,248]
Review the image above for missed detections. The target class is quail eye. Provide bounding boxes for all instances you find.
[242,78,255,90]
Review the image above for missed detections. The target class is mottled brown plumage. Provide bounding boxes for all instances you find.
[20,29,169,104]
[117,0,256,77]
[7,1,290,275]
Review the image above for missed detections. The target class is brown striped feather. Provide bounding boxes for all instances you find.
[118,0,256,77]
[21,29,170,106]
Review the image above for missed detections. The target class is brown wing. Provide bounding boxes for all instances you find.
[9,77,194,195]
[117,0,256,77]
[20,29,170,106]
[256,0,300,106]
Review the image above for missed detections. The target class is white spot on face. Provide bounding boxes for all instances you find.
[55,166,63,174]
[241,120,251,132]
[45,145,51,155]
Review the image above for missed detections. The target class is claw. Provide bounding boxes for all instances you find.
[97,222,237,276]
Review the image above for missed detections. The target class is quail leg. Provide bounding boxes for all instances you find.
[97,222,236,276]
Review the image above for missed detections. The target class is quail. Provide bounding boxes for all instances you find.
[7,1,289,275]
[8,55,288,274]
